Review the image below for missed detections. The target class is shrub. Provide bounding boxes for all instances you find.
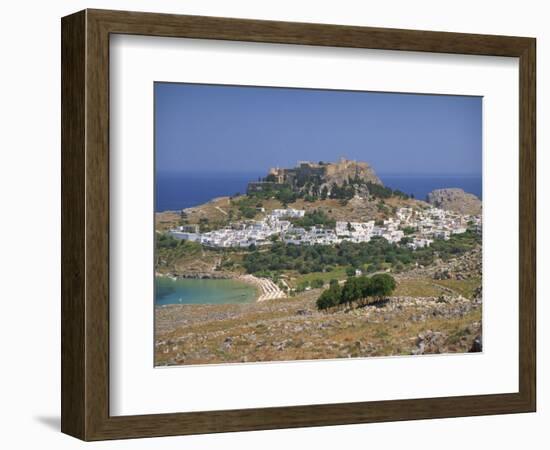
[291,209,336,228]
[310,278,324,289]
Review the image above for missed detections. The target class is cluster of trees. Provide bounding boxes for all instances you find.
[249,175,411,204]
[290,209,336,229]
[363,181,410,200]
[242,237,413,275]
[158,227,480,277]
[155,233,202,268]
[316,274,396,310]
[156,233,202,252]
[156,232,181,249]
[230,196,258,219]
[428,230,481,260]
[274,188,299,205]
[247,185,299,205]
[327,182,356,200]
[242,230,481,276]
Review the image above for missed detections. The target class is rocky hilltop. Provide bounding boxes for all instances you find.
[248,158,382,194]
[427,188,481,215]
[320,158,382,186]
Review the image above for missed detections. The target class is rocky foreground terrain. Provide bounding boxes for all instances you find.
[155,292,481,366]
[155,249,482,366]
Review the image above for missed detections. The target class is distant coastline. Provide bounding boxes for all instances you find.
[378,174,482,202]
[155,171,482,212]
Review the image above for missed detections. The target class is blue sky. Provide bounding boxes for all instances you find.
[155,82,482,176]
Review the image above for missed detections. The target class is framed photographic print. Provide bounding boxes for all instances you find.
[61,9,536,441]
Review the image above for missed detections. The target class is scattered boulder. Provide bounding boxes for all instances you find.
[221,336,233,350]
[434,269,452,280]
[412,330,446,355]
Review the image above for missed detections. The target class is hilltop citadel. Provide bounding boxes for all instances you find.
[247,158,382,195]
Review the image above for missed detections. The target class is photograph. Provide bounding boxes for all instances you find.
[154,82,483,367]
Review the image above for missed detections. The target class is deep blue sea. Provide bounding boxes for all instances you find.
[156,172,263,212]
[378,174,482,202]
[155,172,482,212]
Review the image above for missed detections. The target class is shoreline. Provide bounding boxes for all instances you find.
[155,271,286,303]
[237,274,286,302]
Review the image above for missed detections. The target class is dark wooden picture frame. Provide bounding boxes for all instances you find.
[61,9,536,441]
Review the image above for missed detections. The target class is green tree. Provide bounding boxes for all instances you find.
[367,274,396,300]
[340,277,362,305]
[275,188,297,205]
[241,207,257,219]
[316,284,341,310]
[355,276,371,304]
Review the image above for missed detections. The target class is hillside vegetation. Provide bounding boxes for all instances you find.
[155,272,482,366]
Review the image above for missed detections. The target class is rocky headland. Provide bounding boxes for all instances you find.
[427,188,482,215]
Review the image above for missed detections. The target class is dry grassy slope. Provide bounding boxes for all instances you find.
[155,211,181,231]
[155,273,482,366]
[156,194,429,231]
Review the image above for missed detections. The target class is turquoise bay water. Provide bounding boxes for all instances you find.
[155,277,257,305]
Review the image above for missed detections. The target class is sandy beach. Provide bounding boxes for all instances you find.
[239,274,286,302]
